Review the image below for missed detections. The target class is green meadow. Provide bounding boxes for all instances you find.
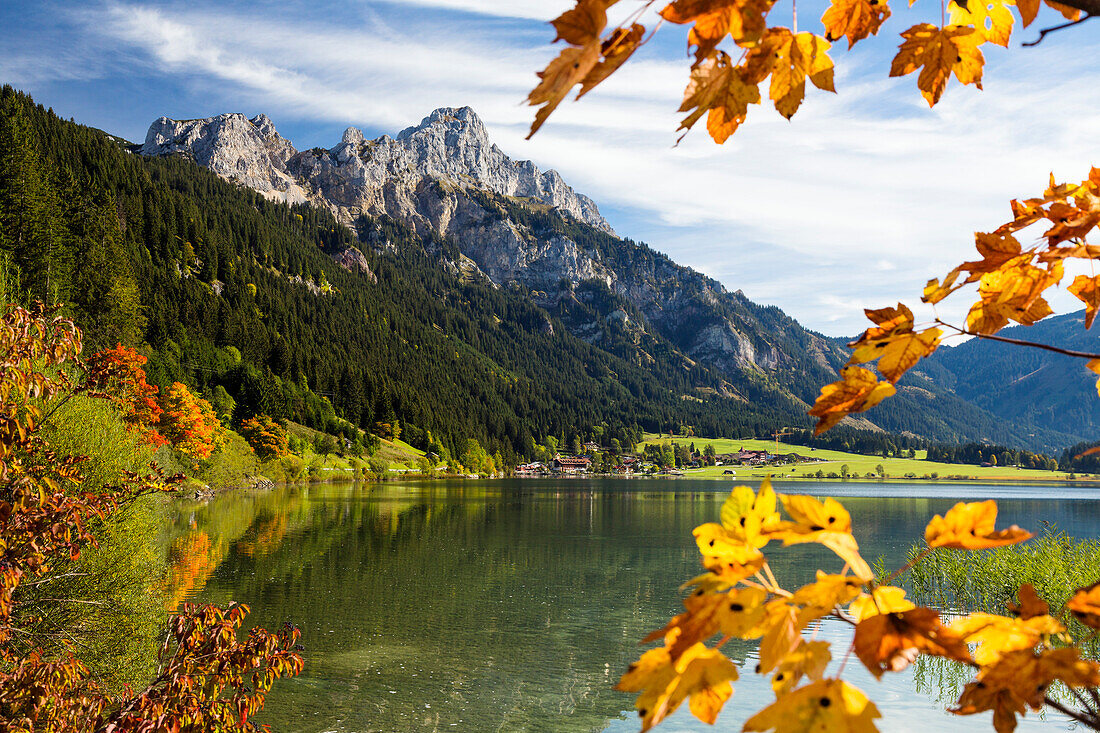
[638,435,1082,482]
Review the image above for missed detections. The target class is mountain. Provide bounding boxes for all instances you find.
[137,104,1093,452]
[915,311,1100,442]
[4,85,839,463]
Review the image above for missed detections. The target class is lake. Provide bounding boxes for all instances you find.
[165,478,1100,732]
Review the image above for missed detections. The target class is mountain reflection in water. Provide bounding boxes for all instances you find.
[164,478,1100,732]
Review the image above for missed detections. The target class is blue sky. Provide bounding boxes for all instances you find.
[3,0,1099,336]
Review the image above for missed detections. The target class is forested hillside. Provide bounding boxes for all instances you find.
[0,86,818,462]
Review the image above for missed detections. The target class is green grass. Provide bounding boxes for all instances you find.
[907,528,1100,615]
[639,434,1072,481]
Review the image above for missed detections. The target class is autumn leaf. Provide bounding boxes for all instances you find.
[821,0,891,47]
[889,24,984,107]
[924,500,1032,549]
[766,30,836,119]
[1015,0,1039,24]
[527,0,634,137]
[854,607,972,677]
[948,0,1015,47]
[576,24,646,98]
[678,51,762,143]
[1067,580,1100,629]
[791,572,864,614]
[808,366,896,434]
[644,586,768,657]
[772,495,874,580]
[1006,584,1049,620]
[847,302,941,383]
[950,612,1063,665]
[718,478,782,547]
[965,260,1062,334]
[771,640,831,695]
[664,0,776,59]
[1045,0,1081,19]
[848,586,916,621]
[743,678,881,732]
[953,648,1100,732]
[618,641,739,731]
[551,0,618,44]
[758,600,804,673]
[527,45,602,138]
[1067,274,1100,328]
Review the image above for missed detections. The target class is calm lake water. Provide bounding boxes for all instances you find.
[165,478,1100,732]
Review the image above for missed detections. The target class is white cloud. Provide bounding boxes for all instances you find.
[75,0,1100,335]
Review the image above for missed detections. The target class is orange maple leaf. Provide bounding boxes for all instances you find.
[678,51,762,143]
[808,366,896,434]
[889,24,984,107]
[854,607,972,677]
[821,0,892,47]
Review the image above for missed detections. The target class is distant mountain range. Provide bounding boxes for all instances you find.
[127,104,1100,454]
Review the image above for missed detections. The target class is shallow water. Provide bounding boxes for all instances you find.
[166,478,1100,732]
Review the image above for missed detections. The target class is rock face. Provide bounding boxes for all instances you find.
[142,114,308,205]
[141,107,846,399]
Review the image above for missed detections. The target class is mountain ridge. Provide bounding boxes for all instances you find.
[137,104,1087,452]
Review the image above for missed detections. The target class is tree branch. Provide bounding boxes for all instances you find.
[936,321,1100,361]
[1023,13,1095,46]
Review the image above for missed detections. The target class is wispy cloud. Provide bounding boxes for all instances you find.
[48,0,1100,334]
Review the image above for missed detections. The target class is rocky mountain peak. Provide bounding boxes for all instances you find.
[141,113,306,204]
[141,106,612,235]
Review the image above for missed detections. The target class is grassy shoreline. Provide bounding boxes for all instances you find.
[638,435,1094,484]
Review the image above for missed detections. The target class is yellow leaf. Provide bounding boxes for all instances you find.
[924,500,1032,549]
[718,478,782,547]
[948,0,1015,46]
[848,586,915,621]
[821,0,891,47]
[678,52,762,143]
[758,600,803,673]
[791,571,864,611]
[889,24,984,107]
[772,495,874,579]
[618,641,739,731]
[808,366,896,434]
[716,586,771,636]
[950,612,1064,665]
[953,648,1100,731]
[744,678,881,732]
[771,640,831,695]
[768,31,836,119]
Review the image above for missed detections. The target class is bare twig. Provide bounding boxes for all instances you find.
[1023,13,1095,46]
[1044,694,1100,730]
[936,320,1100,360]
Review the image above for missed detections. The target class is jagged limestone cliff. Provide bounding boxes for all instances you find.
[140,107,845,395]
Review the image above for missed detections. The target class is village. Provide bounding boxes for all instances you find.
[513,442,824,477]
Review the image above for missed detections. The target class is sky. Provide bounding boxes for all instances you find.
[2,0,1099,336]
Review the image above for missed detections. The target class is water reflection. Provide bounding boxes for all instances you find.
[165,479,1100,732]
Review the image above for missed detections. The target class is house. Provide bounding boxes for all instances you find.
[582,441,602,453]
[554,454,592,475]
